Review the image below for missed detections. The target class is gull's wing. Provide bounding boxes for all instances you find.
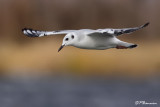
[88,22,149,37]
[112,22,149,36]
[22,28,75,37]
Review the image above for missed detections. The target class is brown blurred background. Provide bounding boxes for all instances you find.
[0,0,160,78]
[0,1,160,107]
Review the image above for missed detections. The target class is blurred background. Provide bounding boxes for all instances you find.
[0,0,160,107]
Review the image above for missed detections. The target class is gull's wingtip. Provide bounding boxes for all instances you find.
[22,28,26,33]
[143,22,150,28]
[22,28,40,37]
[22,27,29,30]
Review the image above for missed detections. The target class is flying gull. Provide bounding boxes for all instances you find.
[22,22,149,52]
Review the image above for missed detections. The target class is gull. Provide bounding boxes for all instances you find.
[22,22,149,52]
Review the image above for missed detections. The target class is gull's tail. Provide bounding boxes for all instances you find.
[116,41,138,49]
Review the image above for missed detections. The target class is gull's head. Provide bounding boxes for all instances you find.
[58,33,77,52]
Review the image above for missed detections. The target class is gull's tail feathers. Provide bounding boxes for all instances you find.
[116,41,138,49]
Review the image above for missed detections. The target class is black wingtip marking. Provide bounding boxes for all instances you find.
[129,44,138,48]
[22,28,31,32]
[22,28,26,32]
[22,28,39,37]
[142,22,150,28]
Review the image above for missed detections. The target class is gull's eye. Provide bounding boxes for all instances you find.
[71,35,74,39]
[65,38,69,41]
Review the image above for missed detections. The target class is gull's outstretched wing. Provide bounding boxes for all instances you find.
[22,28,75,37]
[88,22,149,37]
[112,22,149,36]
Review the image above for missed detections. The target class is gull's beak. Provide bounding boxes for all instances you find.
[58,44,65,52]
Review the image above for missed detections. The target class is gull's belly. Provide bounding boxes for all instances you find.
[75,36,118,50]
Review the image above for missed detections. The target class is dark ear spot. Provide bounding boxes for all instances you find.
[71,35,74,39]
[65,38,69,41]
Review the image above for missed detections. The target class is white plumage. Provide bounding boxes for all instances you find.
[22,22,149,52]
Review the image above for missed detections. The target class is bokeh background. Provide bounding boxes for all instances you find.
[0,0,160,107]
